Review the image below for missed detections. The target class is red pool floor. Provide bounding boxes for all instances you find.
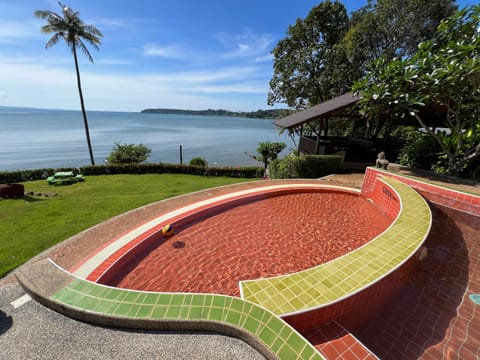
[351,204,480,359]
[109,191,391,297]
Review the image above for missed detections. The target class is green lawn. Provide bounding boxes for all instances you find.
[0,174,251,278]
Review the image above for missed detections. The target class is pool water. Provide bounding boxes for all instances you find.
[108,191,391,296]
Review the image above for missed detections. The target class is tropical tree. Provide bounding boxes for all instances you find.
[268,0,456,111]
[268,1,350,109]
[342,0,457,63]
[353,6,480,176]
[35,3,102,166]
[246,141,287,173]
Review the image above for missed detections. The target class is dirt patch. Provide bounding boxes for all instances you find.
[319,173,365,189]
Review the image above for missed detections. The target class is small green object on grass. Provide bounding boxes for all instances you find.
[46,171,85,185]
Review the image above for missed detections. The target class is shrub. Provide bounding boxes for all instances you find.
[461,158,480,180]
[189,157,207,167]
[397,127,442,170]
[246,141,287,172]
[0,168,60,184]
[0,163,262,183]
[270,154,342,179]
[106,143,151,164]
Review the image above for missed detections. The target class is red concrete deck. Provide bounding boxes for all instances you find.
[307,322,378,359]
[351,168,480,359]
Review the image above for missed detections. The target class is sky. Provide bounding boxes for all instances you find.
[0,0,477,112]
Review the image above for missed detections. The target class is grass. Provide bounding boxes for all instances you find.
[0,173,252,278]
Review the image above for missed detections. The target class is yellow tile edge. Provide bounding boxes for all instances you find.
[240,177,432,315]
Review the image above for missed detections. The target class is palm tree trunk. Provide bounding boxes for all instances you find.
[72,45,95,166]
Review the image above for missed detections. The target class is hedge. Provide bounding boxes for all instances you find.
[270,155,342,179]
[0,163,263,184]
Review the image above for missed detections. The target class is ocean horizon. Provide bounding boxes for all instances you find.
[0,107,294,172]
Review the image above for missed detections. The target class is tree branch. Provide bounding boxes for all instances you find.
[414,113,451,156]
[466,142,480,161]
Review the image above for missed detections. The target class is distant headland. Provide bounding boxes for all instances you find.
[140,108,292,119]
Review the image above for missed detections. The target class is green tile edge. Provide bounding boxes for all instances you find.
[15,259,323,360]
[240,176,432,315]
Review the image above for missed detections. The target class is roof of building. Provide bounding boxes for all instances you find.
[273,92,362,130]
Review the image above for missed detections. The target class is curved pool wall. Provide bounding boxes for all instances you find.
[363,167,480,215]
[75,179,431,336]
[240,177,432,333]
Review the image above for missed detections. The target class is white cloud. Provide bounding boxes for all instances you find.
[90,16,160,28]
[253,54,273,63]
[0,58,271,111]
[141,43,185,59]
[0,20,40,44]
[89,18,130,28]
[94,57,133,66]
[215,28,275,60]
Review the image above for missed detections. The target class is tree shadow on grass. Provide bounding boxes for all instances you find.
[22,195,47,203]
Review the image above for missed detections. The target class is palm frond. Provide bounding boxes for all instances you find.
[45,33,63,49]
[34,10,57,20]
[80,31,102,50]
[84,25,103,38]
[35,3,102,62]
[76,39,94,63]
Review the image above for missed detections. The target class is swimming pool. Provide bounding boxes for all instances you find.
[86,185,391,297]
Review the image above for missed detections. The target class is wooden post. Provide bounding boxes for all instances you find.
[179,144,183,164]
[298,125,303,154]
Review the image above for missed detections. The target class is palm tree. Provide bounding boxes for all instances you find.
[35,2,102,166]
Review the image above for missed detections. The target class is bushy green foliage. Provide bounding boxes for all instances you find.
[81,163,261,178]
[0,169,54,183]
[141,108,292,119]
[269,0,455,109]
[189,157,207,167]
[461,159,480,180]
[396,127,442,170]
[0,163,262,183]
[247,141,287,172]
[107,143,151,164]
[354,6,480,176]
[268,1,350,108]
[270,155,342,179]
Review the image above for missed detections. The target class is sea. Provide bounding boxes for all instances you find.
[0,107,294,171]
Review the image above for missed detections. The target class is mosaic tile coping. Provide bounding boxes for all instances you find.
[15,259,324,360]
[240,177,432,316]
